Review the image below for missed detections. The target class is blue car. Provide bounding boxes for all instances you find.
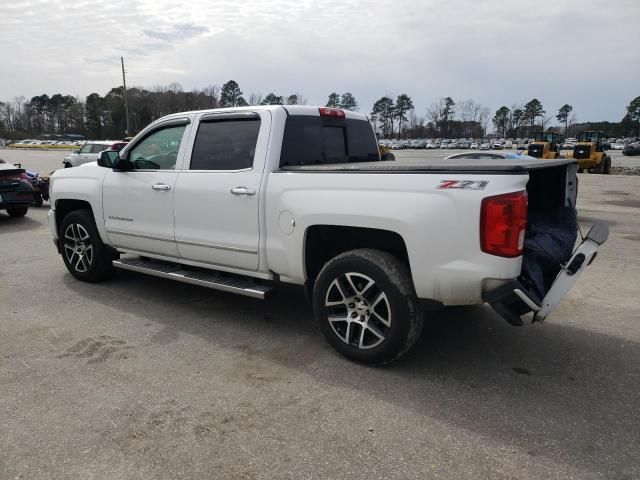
[0,158,36,217]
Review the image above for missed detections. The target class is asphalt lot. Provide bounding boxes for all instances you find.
[1,150,639,479]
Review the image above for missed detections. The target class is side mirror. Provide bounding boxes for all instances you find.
[73,149,79,154]
[98,150,120,168]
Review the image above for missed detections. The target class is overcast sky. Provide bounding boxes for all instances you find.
[1,0,638,122]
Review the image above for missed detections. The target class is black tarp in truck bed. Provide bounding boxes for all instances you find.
[279,157,576,173]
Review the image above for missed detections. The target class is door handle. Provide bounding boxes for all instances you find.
[230,187,256,196]
[152,183,171,191]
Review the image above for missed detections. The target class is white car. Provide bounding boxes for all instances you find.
[48,105,607,365]
[611,143,625,150]
[63,141,128,168]
[492,142,504,149]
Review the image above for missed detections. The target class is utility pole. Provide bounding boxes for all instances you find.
[121,56,131,137]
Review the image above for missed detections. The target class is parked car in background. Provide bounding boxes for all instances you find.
[622,142,640,156]
[63,141,128,168]
[492,142,504,149]
[561,141,575,150]
[479,142,491,150]
[611,142,625,150]
[0,158,36,217]
[444,152,535,161]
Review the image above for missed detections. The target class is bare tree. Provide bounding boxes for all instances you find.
[202,85,220,108]
[248,93,263,106]
[426,98,446,125]
[479,107,491,136]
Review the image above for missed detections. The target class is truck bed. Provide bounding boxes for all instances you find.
[279,157,575,173]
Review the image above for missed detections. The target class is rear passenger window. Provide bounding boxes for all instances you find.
[279,115,379,167]
[91,144,107,154]
[190,119,261,170]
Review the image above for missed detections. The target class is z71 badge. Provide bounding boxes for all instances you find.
[437,180,489,190]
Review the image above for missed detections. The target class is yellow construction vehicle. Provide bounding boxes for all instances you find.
[379,144,395,161]
[566,131,611,174]
[524,131,562,159]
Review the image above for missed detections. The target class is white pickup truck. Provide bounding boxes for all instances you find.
[48,105,608,364]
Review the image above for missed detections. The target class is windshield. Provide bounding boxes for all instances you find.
[535,132,556,143]
[578,132,600,142]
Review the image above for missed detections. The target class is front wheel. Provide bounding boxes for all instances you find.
[60,209,115,282]
[312,249,423,365]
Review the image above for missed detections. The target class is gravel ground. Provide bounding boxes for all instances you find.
[1,150,639,479]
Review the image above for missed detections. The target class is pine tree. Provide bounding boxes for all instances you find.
[394,94,413,137]
[524,98,545,133]
[339,92,358,111]
[261,93,284,105]
[493,106,510,137]
[220,80,243,107]
[556,104,573,134]
[326,93,340,107]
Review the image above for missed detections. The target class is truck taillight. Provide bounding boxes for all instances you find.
[480,191,528,258]
[319,107,345,118]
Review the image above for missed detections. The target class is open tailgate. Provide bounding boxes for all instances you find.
[486,221,608,325]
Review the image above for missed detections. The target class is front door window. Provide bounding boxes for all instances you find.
[128,125,186,170]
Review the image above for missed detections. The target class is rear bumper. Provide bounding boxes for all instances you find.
[0,188,36,208]
[483,279,540,326]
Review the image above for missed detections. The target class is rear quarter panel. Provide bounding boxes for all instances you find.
[265,171,529,305]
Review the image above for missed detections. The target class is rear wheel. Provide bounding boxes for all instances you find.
[60,209,115,282]
[603,156,612,174]
[312,249,423,365]
[7,206,28,217]
[34,192,43,207]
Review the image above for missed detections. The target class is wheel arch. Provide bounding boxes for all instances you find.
[303,225,411,289]
[55,199,94,235]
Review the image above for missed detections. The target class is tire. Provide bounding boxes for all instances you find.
[312,249,423,366]
[603,157,611,175]
[60,209,115,282]
[7,206,28,217]
[34,192,43,207]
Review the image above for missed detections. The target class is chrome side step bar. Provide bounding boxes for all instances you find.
[113,258,272,299]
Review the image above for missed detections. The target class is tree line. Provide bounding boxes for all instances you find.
[1,79,638,140]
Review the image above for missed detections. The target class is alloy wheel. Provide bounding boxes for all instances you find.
[324,272,392,349]
[63,223,94,273]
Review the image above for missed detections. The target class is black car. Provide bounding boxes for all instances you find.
[622,142,640,156]
[0,158,36,217]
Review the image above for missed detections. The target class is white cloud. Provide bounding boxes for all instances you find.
[0,0,638,120]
